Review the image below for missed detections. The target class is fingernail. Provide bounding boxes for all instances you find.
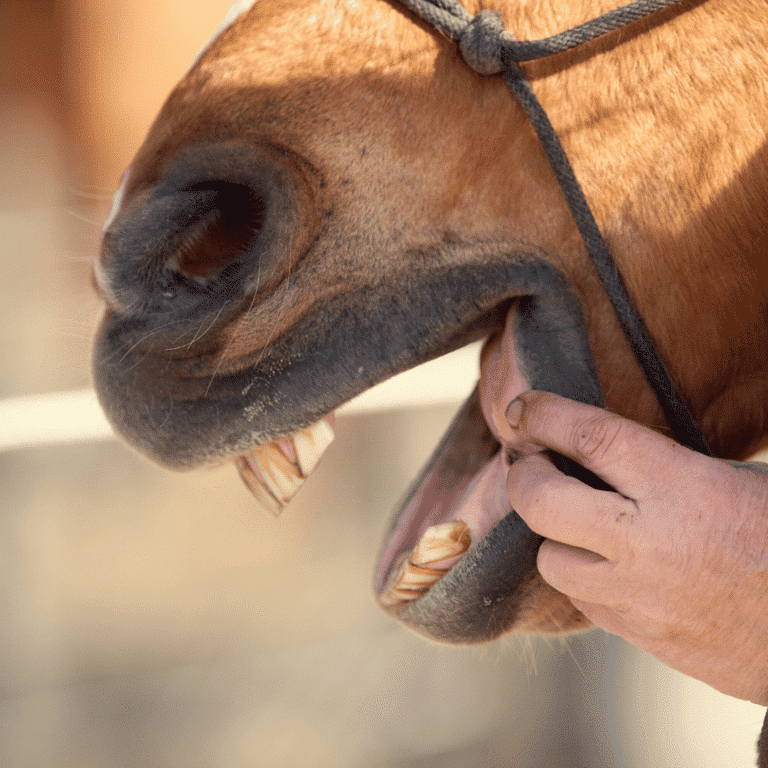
[506,396,525,428]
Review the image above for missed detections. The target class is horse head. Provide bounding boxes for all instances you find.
[93,0,768,647]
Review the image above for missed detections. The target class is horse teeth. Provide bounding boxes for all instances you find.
[379,584,428,607]
[234,418,333,516]
[250,443,304,504]
[380,522,471,606]
[379,560,450,607]
[379,585,422,607]
[395,561,449,589]
[411,521,471,566]
[291,418,335,477]
[234,454,286,518]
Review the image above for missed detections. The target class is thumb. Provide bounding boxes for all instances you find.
[506,391,695,499]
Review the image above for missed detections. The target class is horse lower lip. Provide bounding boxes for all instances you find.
[234,417,335,516]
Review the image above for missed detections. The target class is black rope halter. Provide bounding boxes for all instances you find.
[396,0,712,456]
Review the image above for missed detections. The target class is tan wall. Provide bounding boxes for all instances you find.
[0,0,232,190]
[62,0,233,189]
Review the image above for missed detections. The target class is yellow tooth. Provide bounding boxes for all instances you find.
[411,521,471,566]
[291,418,335,477]
[379,586,425,607]
[234,419,334,517]
[234,455,285,518]
[252,443,304,503]
[380,522,471,607]
[379,562,446,606]
[397,560,448,589]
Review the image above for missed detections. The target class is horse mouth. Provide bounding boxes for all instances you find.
[227,301,532,635]
[374,400,517,611]
[94,238,602,643]
[91,148,600,645]
[226,285,599,644]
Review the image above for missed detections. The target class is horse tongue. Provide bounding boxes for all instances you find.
[442,449,514,544]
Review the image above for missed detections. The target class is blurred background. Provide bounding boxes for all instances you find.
[1,1,765,766]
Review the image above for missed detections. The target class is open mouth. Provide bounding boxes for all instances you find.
[225,268,605,644]
[229,302,528,612]
[233,300,525,552]
[93,147,605,644]
[375,301,528,605]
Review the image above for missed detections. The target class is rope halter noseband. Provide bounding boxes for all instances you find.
[397,0,712,456]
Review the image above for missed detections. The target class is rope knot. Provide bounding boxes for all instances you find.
[459,10,506,75]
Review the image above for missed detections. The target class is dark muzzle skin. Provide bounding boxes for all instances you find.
[94,142,319,466]
[94,139,606,643]
[95,148,594,478]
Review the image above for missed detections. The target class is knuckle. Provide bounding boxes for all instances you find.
[528,479,556,518]
[567,414,623,465]
[509,460,545,525]
[524,477,569,535]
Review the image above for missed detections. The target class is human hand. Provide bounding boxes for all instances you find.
[503,391,768,705]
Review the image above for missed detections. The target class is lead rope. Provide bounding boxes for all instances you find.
[397,0,713,456]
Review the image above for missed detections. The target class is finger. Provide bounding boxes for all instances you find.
[506,391,699,500]
[568,598,655,650]
[536,539,617,604]
[508,452,636,561]
[568,598,632,638]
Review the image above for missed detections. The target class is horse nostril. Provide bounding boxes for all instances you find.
[172,181,266,282]
[99,143,310,319]
[101,177,268,316]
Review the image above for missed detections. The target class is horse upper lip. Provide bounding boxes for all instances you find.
[93,254,514,469]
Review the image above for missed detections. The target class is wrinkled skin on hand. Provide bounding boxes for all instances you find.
[504,391,768,707]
